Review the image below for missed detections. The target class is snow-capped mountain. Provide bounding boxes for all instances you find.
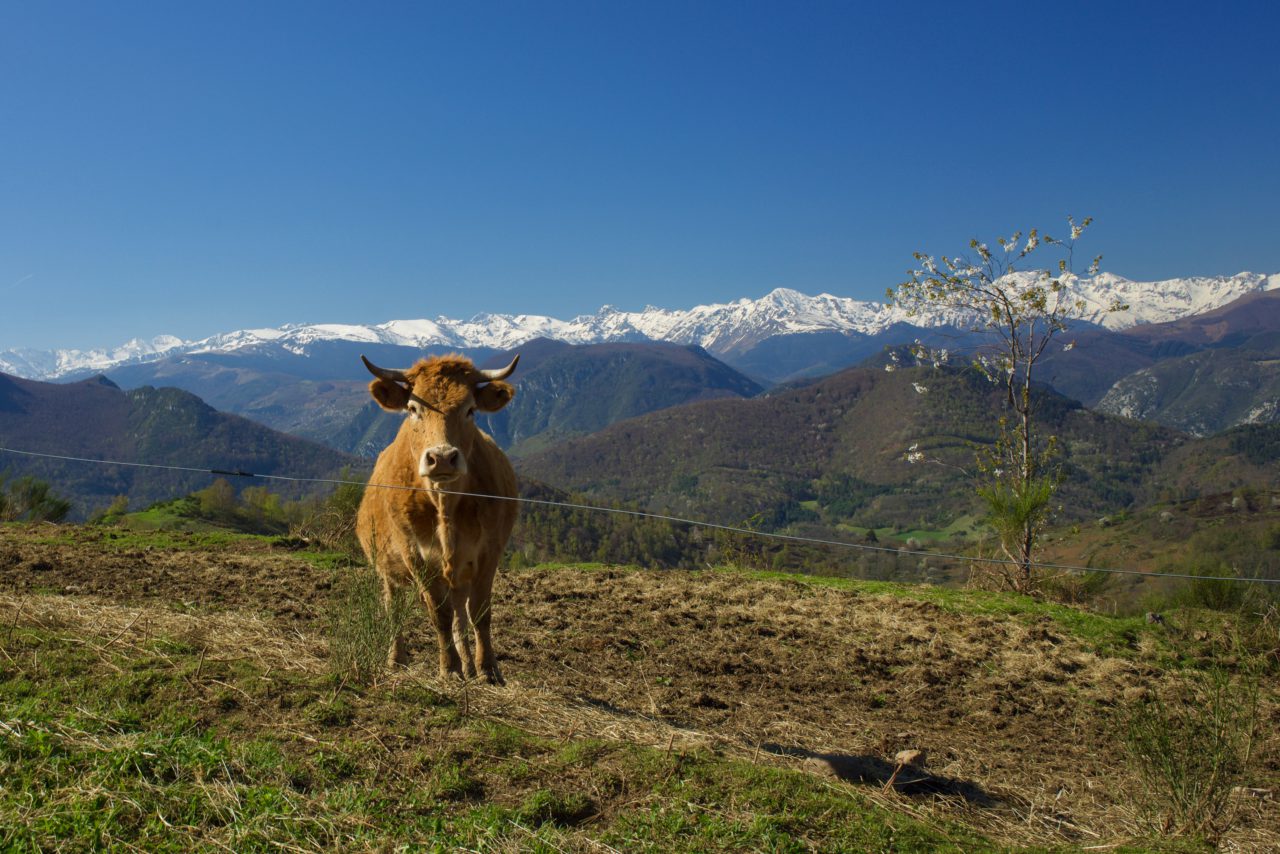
[3,271,1277,381]
[0,335,188,380]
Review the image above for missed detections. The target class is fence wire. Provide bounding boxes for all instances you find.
[2,444,1277,586]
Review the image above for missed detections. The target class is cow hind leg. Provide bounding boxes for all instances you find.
[469,572,503,685]
[381,576,410,668]
[451,582,478,680]
[421,576,466,680]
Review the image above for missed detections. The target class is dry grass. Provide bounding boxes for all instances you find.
[3,524,1280,849]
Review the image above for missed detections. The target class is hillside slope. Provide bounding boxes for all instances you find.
[0,372,357,517]
[1095,346,1280,436]
[0,524,1276,849]
[518,364,1278,539]
[518,365,1157,530]
[1043,288,1280,407]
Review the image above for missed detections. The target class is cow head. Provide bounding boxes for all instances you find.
[361,353,518,488]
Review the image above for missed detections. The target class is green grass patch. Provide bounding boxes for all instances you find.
[117,503,233,533]
[712,564,1157,659]
[0,615,1007,852]
[888,514,984,543]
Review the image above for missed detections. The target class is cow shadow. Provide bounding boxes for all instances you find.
[759,743,1000,807]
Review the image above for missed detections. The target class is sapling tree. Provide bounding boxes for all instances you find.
[887,217,1124,592]
[0,474,72,523]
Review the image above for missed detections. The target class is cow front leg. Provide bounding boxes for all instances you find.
[469,571,503,685]
[450,581,478,680]
[422,577,465,680]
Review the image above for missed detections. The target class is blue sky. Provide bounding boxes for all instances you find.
[3,0,1279,351]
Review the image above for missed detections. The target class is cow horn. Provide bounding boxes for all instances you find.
[478,354,520,382]
[361,355,408,383]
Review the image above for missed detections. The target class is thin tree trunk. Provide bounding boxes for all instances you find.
[1019,368,1035,592]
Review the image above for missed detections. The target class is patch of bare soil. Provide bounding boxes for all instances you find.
[2,523,1277,847]
[0,526,332,621]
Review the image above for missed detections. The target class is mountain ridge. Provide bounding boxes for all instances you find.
[5,271,1277,381]
[516,362,1276,540]
[0,371,358,517]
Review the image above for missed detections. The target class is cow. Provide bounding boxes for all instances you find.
[355,352,520,684]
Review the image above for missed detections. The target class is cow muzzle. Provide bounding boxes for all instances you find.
[419,444,467,484]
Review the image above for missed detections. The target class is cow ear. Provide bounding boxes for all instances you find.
[369,379,410,411]
[475,381,514,412]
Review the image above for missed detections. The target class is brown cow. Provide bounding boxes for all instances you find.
[355,353,520,684]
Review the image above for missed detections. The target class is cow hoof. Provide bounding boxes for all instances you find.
[481,666,505,686]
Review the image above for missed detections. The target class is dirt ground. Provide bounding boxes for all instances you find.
[2,523,1277,848]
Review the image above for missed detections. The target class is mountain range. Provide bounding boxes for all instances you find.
[7,358,1275,542]
[92,339,764,458]
[2,271,1279,460]
[4,272,1276,384]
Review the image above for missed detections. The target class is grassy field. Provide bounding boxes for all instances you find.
[2,522,1277,851]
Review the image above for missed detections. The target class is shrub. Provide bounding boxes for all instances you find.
[89,494,130,524]
[1040,569,1113,606]
[326,568,417,687]
[293,471,366,558]
[1122,666,1259,838]
[0,475,72,523]
[1168,559,1256,613]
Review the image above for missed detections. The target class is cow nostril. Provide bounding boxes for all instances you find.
[448,451,459,467]
[427,453,438,467]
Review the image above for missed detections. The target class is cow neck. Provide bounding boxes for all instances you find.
[427,477,467,582]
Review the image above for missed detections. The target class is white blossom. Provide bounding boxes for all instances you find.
[912,382,929,394]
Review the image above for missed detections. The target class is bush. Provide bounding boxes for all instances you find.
[0,475,72,523]
[326,569,417,687]
[1040,569,1113,606]
[1168,559,1257,613]
[89,494,130,524]
[293,471,366,558]
[1122,666,1259,838]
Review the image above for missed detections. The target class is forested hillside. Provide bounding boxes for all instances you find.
[0,372,357,518]
[518,363,1276,541]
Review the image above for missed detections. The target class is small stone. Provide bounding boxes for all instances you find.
[1123,686,1150,703]
[895,748,926,768]
[1232,787,1272,800]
